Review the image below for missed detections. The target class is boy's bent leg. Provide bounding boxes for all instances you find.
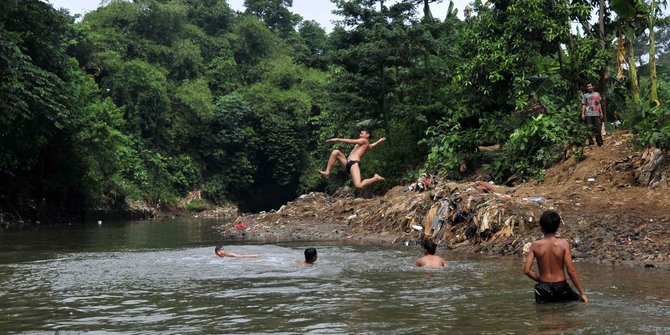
[319,150,346,178]
[359,174,385,189]
[350,164,384,190]
[349,164,364,189]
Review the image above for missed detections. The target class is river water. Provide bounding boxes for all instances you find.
[1,218,668,334]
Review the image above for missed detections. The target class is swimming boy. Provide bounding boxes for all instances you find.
[319,129,385,190]
[303,247,317,264]
[416,239,446,268]
[523,210,588,303]
[214,245,259,258]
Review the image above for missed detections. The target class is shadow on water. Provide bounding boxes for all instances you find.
[0,218,668,334]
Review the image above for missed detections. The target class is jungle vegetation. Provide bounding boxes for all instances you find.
[1,0,669,221]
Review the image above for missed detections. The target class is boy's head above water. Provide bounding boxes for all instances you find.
[214,245,225,257]
[539,210,561,235]
[304,247,317,264]
[423,239,438,255]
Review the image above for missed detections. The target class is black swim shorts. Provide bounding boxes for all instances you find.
[534,280,581,304]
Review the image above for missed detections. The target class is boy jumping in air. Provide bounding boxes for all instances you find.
[319,129,385,190]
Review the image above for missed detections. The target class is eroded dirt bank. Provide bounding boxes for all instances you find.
[214,131,670,270]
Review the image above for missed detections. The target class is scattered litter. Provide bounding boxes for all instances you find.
[404,173,437,192]
[411,225,423,231]
[587,178,596,182]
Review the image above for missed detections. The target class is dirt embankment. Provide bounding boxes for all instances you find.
[214,131,670,270]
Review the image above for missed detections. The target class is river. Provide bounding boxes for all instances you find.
[1,218,668,334]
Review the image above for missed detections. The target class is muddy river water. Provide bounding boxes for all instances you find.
[1,218,668,334]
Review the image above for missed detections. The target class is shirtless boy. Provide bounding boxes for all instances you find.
[319,129,385,190]
[214,245,259,258]
[416,239,446,268]
[523,210,588,303]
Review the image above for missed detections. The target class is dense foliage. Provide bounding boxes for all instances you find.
[1,0,669,221]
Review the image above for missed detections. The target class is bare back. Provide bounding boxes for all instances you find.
[530,237,569,282]
[416,254,446,268]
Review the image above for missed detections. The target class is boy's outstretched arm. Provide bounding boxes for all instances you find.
[370,137,386,148]
[227,252,259,258]
[564,246,588,303]
[326,137,366,145]
[523,247,539,282]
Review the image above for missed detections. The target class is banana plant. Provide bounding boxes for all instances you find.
[647,0,668,105]
[611,0,649,103]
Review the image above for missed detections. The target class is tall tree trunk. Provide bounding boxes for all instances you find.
[425,52,433,98]
[649,0,659,105]
[381,64,388,127]
[598,0,608,124]
[423,0,433,20]
[564,0,576,93]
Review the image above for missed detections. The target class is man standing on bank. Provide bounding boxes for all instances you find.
[319,129,385,190]
[581,83,604,147]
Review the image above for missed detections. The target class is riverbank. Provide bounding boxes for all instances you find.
[215,131,670,271]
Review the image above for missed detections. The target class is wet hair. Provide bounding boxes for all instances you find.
[423,239,437,255]
[214,245,224,254]
[361,128,372,137]
[304,247,317,263]
[539,210,561,234]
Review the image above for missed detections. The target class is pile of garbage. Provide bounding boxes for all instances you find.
[229,179,552,255]
[348,181,549,255]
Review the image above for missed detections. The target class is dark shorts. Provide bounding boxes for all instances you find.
[346,160,360,174]
[534,280,581,304]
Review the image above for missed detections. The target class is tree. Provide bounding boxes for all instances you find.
[244,0,300,35]
[295,20,330,69]
[231,15,279,83]
[102,59,172,149]
[330,0,417,126]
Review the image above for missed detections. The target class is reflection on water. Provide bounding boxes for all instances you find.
[0,218,669,334]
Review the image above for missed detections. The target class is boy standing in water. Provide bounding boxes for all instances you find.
[319,129,386,190]
[523,210,588,303]
[416,239,446,268]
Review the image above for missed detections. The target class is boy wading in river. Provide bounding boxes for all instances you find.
[415,239,446,268]
[523,210,588,304]
[319,129,385,190]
